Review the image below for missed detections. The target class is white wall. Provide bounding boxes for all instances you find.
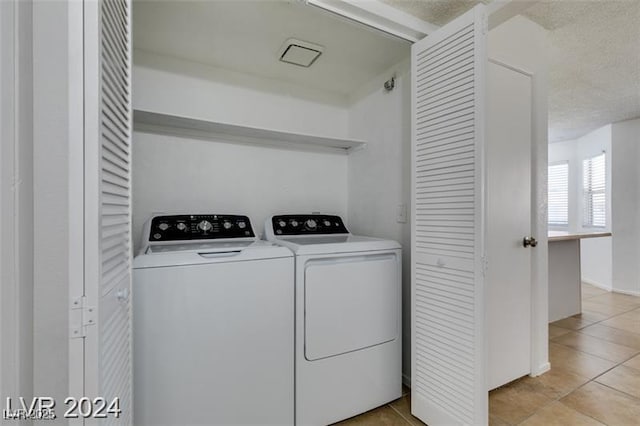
[348,59,411,382]
[612,117,640,296]
[1,0,34,411]
[132,51,350,250]
[548,125,612,289]
[32,0,74,411]
[488,15,550,376]
[581,237,613,290]
[133,133,348,250]
[134,50,350,139]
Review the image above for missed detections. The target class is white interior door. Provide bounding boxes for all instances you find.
[411,5,488,425]
[486,61,532,390]
[82,0,133,424]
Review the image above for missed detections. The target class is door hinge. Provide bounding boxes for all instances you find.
[70,296,96,339]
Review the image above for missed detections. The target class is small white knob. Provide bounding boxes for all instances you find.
[223,221,233,230]
[278,220,287,228]
[116,288,129,302]
[158,223,169,231]
[238,221,246,229]
[306,219,317,229]
[290,220,299,227]
[177,223,187,231]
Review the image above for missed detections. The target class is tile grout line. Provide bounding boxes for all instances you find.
[593,380,640,403]
[554,379,622,426]
[550,307,640,362]
[550,337,640,364]
[510,287,640,425]
[387,403,416,425]
[543,290,640,425]
[581,304,640,320]
[554,303,640,330]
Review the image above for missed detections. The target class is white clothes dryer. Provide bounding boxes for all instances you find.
[133,214,294,426]
[265,214,402,425]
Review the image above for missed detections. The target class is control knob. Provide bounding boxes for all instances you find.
[198,220,213,232]
[278,220,287,228]
[323,220,331,227]
[158,223,169,231]
[176,223,187,231]
[305,219,317,230]
[290,220,299,227]
[238,221,246,229]
[223,221,233,230]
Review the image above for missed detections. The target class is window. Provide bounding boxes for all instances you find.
[583,153,606,227]
[548,162,569,226]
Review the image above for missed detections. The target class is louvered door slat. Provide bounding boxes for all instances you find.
[411,5,487,426]
[416,176,474,189]
[101,50,129,95]
[416,136,473,154]
[418,89,475,119]
[416,27,474,64]
[417,97,475,125]
[419,40,475,69]
[102,6,128,54]
[418,53,474,89]
[417,73,474,103]
[84,0,133,424]
[417,119,474,140]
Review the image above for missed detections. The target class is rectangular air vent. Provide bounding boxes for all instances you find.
[279,38,323,68]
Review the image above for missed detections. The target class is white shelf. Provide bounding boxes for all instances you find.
[133,110,366,154]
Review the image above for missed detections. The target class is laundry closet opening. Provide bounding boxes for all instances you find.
[131,0,413,376]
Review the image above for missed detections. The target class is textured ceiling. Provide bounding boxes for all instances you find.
[525,0,640,142]
[385,0,640,142]
[380,0,490,26]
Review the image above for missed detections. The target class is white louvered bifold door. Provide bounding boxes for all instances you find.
[410,5,488,425]
[84,0,133,424]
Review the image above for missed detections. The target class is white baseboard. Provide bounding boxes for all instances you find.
[613,288,640,297]
[581,278,612,292]
[530,362,551,377]
[583,279,640,296]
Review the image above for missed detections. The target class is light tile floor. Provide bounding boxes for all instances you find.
[336,283,640,425]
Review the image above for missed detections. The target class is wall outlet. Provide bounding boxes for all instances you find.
[396,203,407,223]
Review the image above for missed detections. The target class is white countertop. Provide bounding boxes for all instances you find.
[548,231,612,242]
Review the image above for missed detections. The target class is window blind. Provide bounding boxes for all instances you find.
[548,162,569,226]
[583,153,606,227]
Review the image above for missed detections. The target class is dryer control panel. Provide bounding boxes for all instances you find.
[271,214,348,236]
[148,215,254,241]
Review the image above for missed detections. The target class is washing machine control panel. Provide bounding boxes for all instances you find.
[149,215,254,241]
[272,215,348,236]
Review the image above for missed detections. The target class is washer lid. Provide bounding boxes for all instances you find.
[273,234,400,255]
[133,240,292,269]
[147,240,255,254]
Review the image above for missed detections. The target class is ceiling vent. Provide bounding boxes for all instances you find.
[279,38,324,68]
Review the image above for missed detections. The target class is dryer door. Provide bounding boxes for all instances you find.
[304,251,399,361]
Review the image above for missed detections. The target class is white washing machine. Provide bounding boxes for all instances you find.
[265,214,402,425]
[133,214,294,426]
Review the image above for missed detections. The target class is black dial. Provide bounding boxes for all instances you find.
[149,215,254,241]
[271,215,348,236]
